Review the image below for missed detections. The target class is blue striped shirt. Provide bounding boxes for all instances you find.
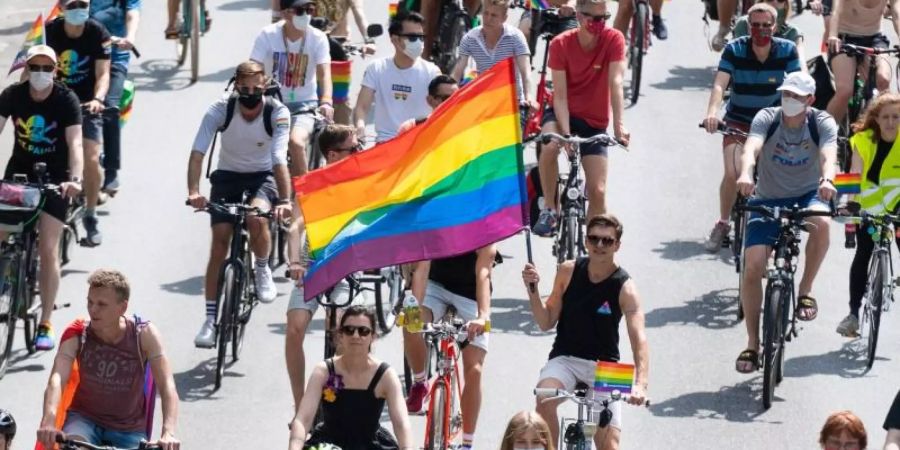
[459,24,529,99]
[718,36,801,124]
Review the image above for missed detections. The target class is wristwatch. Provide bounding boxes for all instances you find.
[70,176,82,184]
[276,198,291,206]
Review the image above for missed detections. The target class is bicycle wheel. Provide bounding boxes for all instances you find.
[437,10,469,74]
[267,220,278,270]
[865,251,887,368]
[628,2,647,104]
[0,257,16,379]
[189,0,201,83]
[375,267,402,335]
[215,266,235,390]
[761,281,783,410]
[231,264,250,363]
[20,247,37,355]
[59,225,73,267]
[566,214,578,261]
[425,380,448,450]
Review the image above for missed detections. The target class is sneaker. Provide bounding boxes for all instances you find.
[82,215,102,246]
[255,265,277,304]
[406,381,429,413]
[836,314,859,337]
[532,209,558,237]
[102,172,120,193]
[652,15,668,40]
[194,318,216,348]
[711,27,730,52]
[35,322,55,351]
[704,220,731,253]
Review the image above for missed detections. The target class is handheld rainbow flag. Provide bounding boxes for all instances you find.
[295,58,526,299]
[331,60,351,105]
[8,13,45,75]
[389,2,399,17]
[459,67,478,87]
[531,0,552,10]
[46,3,61,21]
[836,172,862,195]
[119,80,135,127]
[594,362,635,395]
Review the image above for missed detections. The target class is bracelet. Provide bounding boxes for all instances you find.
[289,261,303,266]
[94,97,105,103]
[276,199,291,206]
[319,101,333,107]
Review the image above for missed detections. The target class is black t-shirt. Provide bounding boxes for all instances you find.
[45,17,111,102]
[885,390,900,431]
[0,82,82,182]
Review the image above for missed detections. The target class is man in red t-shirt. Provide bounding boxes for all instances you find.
[533,0,629,237]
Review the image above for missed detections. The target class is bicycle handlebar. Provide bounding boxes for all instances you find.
[539,132,628,150]
[55,435,162,450]
[533,387,651,407]
[698,121,749,137]
[186,200,275,219]
[838,43,900,57]
[737,204,834,220]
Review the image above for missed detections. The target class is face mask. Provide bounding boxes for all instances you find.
[292,13,310,30]
[585,18,607,36]
[29,71,54,91]
[782,97,807,116]
[64,8,90,26]
[513,447,545,450]
[403,38,424,59]
[238,92,263,109]
[750,27,772,46]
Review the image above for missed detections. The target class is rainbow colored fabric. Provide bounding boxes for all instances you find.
[594,362,635,395]
[295,59,526,299]
[531,0,552,10]
[119,80,135,127]
[389,2,399,17]
[8,14,45,75]
[836,172,862,195]
[460,67,478,87]
[331,61,351,105]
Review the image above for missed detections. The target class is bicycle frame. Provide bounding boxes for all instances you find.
[524,32,554,142]
[422,319,465,450]
[555,145,586,264]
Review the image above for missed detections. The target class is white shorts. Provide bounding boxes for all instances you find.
[422,280,489,352]
[538,355,622,430]
[287,276,374,315]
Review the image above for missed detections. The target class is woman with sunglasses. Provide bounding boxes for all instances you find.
[288,306,412,450]
[731,0,808,70]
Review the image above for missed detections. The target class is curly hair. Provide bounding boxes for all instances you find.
[87,269,131,302]
[819,411,867,449]
[852,92,900,142]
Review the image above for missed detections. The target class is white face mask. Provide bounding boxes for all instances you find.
[782,97,807,117]
[64,8,90,26]
[403,38,424,59]
[29,71,54,91]
[292,13,310,31]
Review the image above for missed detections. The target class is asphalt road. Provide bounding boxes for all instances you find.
[1,0,899,449]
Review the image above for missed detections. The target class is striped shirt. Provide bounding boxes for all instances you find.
[459,24,529,99]
[718,36,801,124]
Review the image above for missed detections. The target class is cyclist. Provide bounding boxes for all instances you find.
[886,390,900,450]
[405,245,496,449]
[164,0,211,38]
[818,411,868,450]
[519,0,577,44]
[521,214,649,450]
[838,94,900,337]
[825,0,900,124]
[36,270,180,450]
[731,0,808,68]
[288,306,413,450]
[284,124,362,408]
[733,72,838,373]
[499,411,553,450]
[89,0,142,196]
[710,0,741,51]
[250,0,333,176]
[419,0,482,60]
[354,10,440,144]
[0,409,14,450]
[0,45,84,351]
[701,2,801,252]
[46,0,111,247]
[532,0,630,237]
[187,61,292,348]
[612,0,668,41]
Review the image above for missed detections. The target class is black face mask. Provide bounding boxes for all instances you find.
[238,92,263,108]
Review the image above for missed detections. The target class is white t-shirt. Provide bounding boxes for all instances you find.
[249,22,331,104]
[361,57,441,142]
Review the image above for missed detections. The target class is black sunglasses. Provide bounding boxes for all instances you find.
[65,1,89,10]
[335,142,362,153]
[749,21,774,28]
[432,94,451,102]
[586,235,616,247]
[28,64,55,73]
[398,33,426,42]
[237,86,264,95]
[340,325,373,337]
[579,11,611,22]
[291,4,316,15]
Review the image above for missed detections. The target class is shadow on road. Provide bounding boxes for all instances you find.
[650,65,717,91]
[267,317,326,336]
[5,348,45,374]
[649,378,782,423]
[652,239,732,264]
[131,59,235,92]
[783,340,880,379]
[219,0,267,10]
[173,357,245,401]
[160,276,204,296]
[645,288,740,330]
[0,21,30,36]
[489,297,552,336]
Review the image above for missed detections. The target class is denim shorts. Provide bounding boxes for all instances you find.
[745,190,829,247]
[63,411,146,448]
[81,113,104,142]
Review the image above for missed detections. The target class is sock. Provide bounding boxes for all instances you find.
[255,257,269,268]
[205,299,217,321]
[462,434,475,449]
[85,208,96,217]
[414,371,427,383]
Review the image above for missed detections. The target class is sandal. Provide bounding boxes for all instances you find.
[735,349,759,374]
[797,295,818,322]
[164,26,179,40]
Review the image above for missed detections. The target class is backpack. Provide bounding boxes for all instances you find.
[764,108,821,148]
[206,77,283,178]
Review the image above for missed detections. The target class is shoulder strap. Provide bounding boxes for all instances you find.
[133,314,150,366]
[366,362,390,393]
[806,108,820,147]
[765,111,781,143]
[263,97,274,137]
[326,358,335,376]
[206,97,236,179]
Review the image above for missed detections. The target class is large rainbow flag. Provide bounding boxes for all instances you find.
[295,58,527,299]
[594,361,635,395]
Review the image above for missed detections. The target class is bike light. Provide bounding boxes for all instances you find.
[566,187,580,200]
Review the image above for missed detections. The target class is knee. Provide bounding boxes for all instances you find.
[285,313,310,342]
[743,254,766,280]
[209,239,229,259]
[587,183,606,201]
[464,360,483,381]
[248,216,268,234]
[540,143,560,162]
[833,79,853,98]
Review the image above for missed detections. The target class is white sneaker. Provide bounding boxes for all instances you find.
[255,265,277,304]
[194,318,216,348]
[836,314,860,337]
[711,27,730,52]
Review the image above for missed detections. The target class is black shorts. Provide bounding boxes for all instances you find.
[3,163,68,223]
[840,32,890,49]
[541,108,609,157]
[208,170,279,226]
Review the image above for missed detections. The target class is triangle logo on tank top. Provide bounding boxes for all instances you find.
[597,301,612,315]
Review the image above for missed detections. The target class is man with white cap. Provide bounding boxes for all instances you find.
[732,71,839,374]
[0,45,85,351]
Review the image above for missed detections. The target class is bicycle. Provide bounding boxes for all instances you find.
[538,132,628,264]
[840,205,897,369]
[834,43,900,172]
[55,436,162,450]
[174,0,210,83]
[736,202,833,409]
[626,0,652,104]
[515,5,564,144]
[534,385,649,450]
[190,195,273,390]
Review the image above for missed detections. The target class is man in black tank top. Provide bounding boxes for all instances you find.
[522,214,649,450]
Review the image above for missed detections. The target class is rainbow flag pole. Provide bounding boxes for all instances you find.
[835,173,862,195]
[594,362,635,395]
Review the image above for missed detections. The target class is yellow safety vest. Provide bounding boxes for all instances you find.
[851,129,900,214]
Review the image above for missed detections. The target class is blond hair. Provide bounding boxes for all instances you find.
[747,3,778,23]
[576,0,606,10]
[499,411,555,450]
[87,269,131,302]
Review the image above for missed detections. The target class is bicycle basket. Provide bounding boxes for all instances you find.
[0,182,42,232]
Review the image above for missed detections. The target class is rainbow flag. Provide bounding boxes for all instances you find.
[332,60,351,105]
[119,80,135,127]
[295,58,526,299]
[459,67,477,87]
[594,362,635,395]
[47,3,61,21]
[8,13,45,75]
[389,2,398,17]
[836,172,862,195]
[531,0,552,10]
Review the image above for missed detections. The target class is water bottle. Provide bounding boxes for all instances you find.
[845,223,857,249]
[402,291,422,333]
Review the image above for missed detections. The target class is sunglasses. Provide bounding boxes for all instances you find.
[336,142,362,153]
[28,64,55,73]
[340,325,373,337]
[236,86,264,95]
[432,94,452,102]
[586,235,616,247]
[399,33,426,42]
[749,21,774,28]
[65,1,89,10]
[578,11,612,22]
[291,5,316,15]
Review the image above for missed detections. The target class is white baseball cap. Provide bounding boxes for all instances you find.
[26,45,57,64]
[777,72,816,97]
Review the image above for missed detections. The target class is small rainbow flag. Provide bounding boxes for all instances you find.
[331,60,351,105]
[531,0,552,10]
[119,80,135,128]
[459,67,477,87]
[594,362,635,395]
[47,3,61,21]
[8,13,45,75]
[389,2,398,17]
[836,172,862,195]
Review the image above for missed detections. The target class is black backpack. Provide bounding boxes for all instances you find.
[205,78,283,178]
[764,108,821,148]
